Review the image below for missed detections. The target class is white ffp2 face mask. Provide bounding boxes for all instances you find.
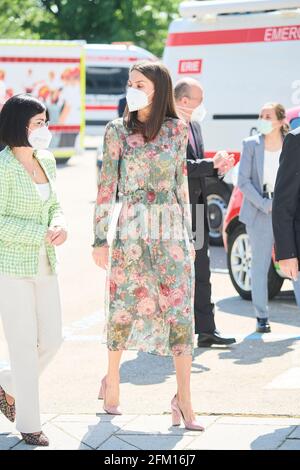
[28,126,52,149]
[177,102,207,123]
[126,87,154,112]
[191,103,207,123]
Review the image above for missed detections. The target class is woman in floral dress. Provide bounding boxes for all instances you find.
[92,61,204,430]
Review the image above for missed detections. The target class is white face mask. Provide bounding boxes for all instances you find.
[191,103,207,123]
[28,126,52,149]
[177,102,207,123]
[126,87,154,112]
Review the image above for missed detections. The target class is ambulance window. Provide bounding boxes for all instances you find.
[86,67,129,95]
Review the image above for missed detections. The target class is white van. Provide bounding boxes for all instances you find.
[85,43,157,136]
[163,0,300,245]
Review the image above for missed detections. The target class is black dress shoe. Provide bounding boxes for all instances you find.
[256,318,271,333]
[197,330,236,347]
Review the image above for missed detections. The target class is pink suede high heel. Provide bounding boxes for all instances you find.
[171,395,204,431]
[98,376,122,415]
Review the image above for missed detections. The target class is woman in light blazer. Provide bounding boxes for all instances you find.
[237,102,290,333]
[0,94,67,446]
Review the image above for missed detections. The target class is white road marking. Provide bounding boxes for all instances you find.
[62,311,105,341]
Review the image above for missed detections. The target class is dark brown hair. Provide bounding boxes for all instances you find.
[124,60,178,142]
[0,94,49,147]
[262,102,290,137]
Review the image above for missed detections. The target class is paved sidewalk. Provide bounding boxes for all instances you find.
[1,413,300,450]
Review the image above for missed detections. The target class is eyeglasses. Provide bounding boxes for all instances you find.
[30,120,50,128]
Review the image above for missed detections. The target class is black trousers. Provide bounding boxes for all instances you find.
[194,226,216,334]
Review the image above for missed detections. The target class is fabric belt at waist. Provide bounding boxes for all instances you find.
[119,189,177,204]
[263,184,274,199]
[263,191,274,199]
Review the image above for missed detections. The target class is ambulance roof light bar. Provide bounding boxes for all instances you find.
[179,0,300,18]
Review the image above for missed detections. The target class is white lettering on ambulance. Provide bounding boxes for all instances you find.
[178,59,202,74]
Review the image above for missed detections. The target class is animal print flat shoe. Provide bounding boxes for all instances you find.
[0,385,15,423]
[21,431,49,446]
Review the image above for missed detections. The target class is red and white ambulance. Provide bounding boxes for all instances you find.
[163,0,300,245]
[85,43,157,136]
[0,39,85,162]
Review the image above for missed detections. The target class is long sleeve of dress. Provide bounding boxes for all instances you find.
[93,121,121,247]
[175,123,194,243]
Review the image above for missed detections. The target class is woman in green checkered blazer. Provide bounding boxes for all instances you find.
[0,94,67,447]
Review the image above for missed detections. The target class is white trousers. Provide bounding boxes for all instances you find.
[0,253,63,433]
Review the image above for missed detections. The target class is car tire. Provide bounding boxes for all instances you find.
[227,223,283,300]
[268,261,284,300]
[206,179,232,246]
[56,157,70,165]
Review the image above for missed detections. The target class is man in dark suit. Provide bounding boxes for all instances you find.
[272,126,300,280]
[118,95,127,118]
[175,78,236,347]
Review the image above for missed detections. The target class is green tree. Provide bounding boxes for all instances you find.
[0,0,60,39]
[0,0,188,56]
[40,0,181,56]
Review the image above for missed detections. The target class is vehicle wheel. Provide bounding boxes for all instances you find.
[268,261,284,300]
[227,224,283,300]
[206,181,232,246]
[55,157,70,165]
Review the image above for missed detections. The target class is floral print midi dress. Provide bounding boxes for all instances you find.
[93,117,195,356]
